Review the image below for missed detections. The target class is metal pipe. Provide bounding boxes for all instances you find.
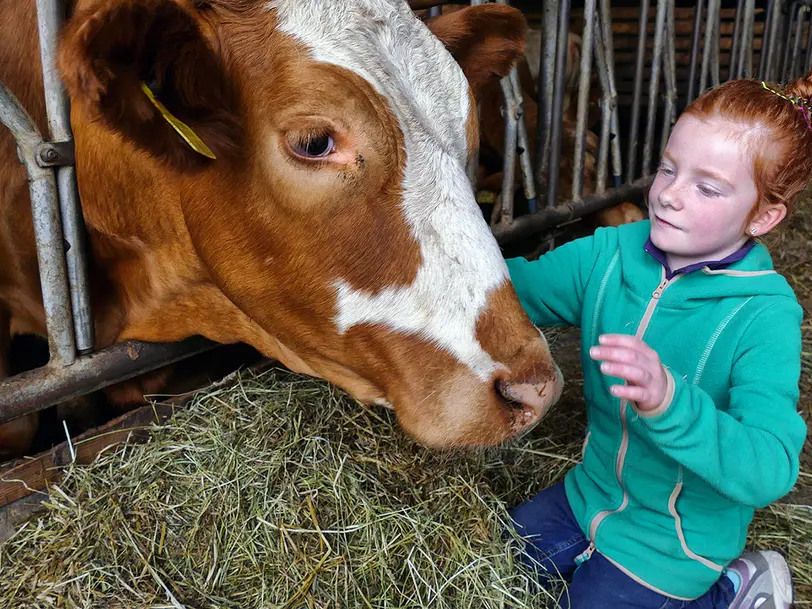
[593,17,612,195]
[699,0,720,95]
[738,0,756,78]
[0,337,217,424]
[781,3,800,82]
[763,0,784,81]
[759,0,776,79]
[493,177,653,244]
[642,0,668,178]
[729,0,746,80]
[498,78,518,225]
[711,0,721,87]
[789,4,807,80]
[805,1,812,71]
[686,0,705,105]
[0,81,76,366]
[536,0,559,203]
[572,0,596,201]
[660,0,677,160]
[36,0,95,355]
[426,6,442,17]
[600,0,622,188]
[626,0,650,182]
[507,68,538,213]
[545,0,572,208]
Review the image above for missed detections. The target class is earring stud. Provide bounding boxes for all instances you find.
[749,226,757,235]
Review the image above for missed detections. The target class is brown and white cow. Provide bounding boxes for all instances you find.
[0,0,564,456]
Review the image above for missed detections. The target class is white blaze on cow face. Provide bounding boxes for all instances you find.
[269,0,511,381]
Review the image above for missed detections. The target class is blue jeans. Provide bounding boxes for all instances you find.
[507,482,736,609]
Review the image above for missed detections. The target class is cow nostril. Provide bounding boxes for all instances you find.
[495,379,523,409]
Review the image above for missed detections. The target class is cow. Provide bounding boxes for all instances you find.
[0,0,565,459]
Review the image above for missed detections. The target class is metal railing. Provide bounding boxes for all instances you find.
[1,0,810,426]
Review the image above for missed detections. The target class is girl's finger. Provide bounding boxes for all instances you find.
[609,384,650,403]
[589,345,642,364]
[598,334,659,359]
[600,362,651,386]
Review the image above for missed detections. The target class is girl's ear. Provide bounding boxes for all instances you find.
[749,203,787,237]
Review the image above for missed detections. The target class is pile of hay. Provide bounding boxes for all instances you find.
[0,206,809,608]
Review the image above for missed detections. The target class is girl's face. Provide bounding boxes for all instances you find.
[648,114,761,270]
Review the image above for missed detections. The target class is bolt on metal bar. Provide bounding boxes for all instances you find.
[626,0,650,182]
[699,0,720,95]
[600,0,623,188]
[660,0,678,160]
[536,0,559,204]
[729,0,746,79]
[686,0,705,105]
[36,0,95,355]
[545,0,572,208]
[642,0,668,179]
[737,0,756,78]
[572,0,596,202]
[0,82,76,366]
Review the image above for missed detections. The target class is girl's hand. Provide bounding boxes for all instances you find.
[589,334,668,412]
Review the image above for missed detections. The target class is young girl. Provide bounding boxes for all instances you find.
[505,74,810,608]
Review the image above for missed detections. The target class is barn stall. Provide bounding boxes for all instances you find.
[1,0,811,606]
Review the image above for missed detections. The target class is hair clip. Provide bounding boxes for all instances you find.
[761,81,812,131]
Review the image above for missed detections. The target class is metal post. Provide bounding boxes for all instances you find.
[738,0,756,79]
[660,0,677,159]
[626,0,650,182]
[36,0,95,355]
[686,0,705,105]
[546,0,572,208]
[593,16,612,194]
[762,0,784,81]
[536,0,559,204]
[729,0,746,80]
[498,78,518,225]
[699,0,720,95]
[0,82,76,366]
[508,69,538,213]
[642,0,667,178]
[572,0,596,201]
[600,0,622,188]
[780,3,800,81]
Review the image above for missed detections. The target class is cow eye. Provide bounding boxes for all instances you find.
[289,132,335,159]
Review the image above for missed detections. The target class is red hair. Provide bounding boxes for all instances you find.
[680,73,812,217]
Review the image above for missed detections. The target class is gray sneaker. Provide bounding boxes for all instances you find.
[727,550,793,609]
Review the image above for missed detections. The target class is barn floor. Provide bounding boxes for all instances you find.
[0,208,809,607]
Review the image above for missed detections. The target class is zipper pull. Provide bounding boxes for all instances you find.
[574,542,596,566]
[652,278,669,299]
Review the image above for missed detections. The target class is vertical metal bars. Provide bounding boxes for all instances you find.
[536,0,559,206]
[545,0,572,208]
[642,0,668,178]
[571,0,597,201]
[626,0,650,182]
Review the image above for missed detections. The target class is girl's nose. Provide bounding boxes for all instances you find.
[658,185,683,210]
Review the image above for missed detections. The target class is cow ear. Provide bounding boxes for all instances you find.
[426,4,527,94]
[58,0,243,171]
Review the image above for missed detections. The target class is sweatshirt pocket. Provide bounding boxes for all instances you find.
[668,468,725,573]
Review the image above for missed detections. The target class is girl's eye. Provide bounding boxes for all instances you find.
[698,185,720,198]
[658,164,674,176]
[290,133,335,159]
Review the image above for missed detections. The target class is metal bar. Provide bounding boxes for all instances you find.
[687,0,705,105]
[493,178,653,245]
[507,68,538,213]
[642,0,668,178]
[781,2,800,81]
[729,0,746,80]
[805,1,812,71]
[536,0,559,203]
[600,0,622,188]
[0,337,217,425]
[759,0,776,79]
[789,5,807,80]
[426,6,442,16]
[763,0,784,81]
[699,0,719,94]
[738,0,756,78]
[711,0,721,87]
[545,0,572,208]
[660,0,677,159]
[0,82,76,366]
[626,0,650,182]
[593,16,612,195]
[35,0,95,355]
[498,78,518,225]
[572,0,596,201]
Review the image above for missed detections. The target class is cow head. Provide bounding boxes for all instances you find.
[58,0,563,448]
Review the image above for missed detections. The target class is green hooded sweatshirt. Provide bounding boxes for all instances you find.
[506,219,807,600]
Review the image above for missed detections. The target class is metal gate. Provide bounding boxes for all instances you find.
[0,0,808,426]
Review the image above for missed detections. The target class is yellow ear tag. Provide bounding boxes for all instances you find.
[140,82,217,160]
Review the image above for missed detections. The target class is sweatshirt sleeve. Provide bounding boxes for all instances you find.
[636,300,807,508]
[505,229,607,328]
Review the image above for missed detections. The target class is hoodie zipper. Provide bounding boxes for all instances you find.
[583,267,682,557]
